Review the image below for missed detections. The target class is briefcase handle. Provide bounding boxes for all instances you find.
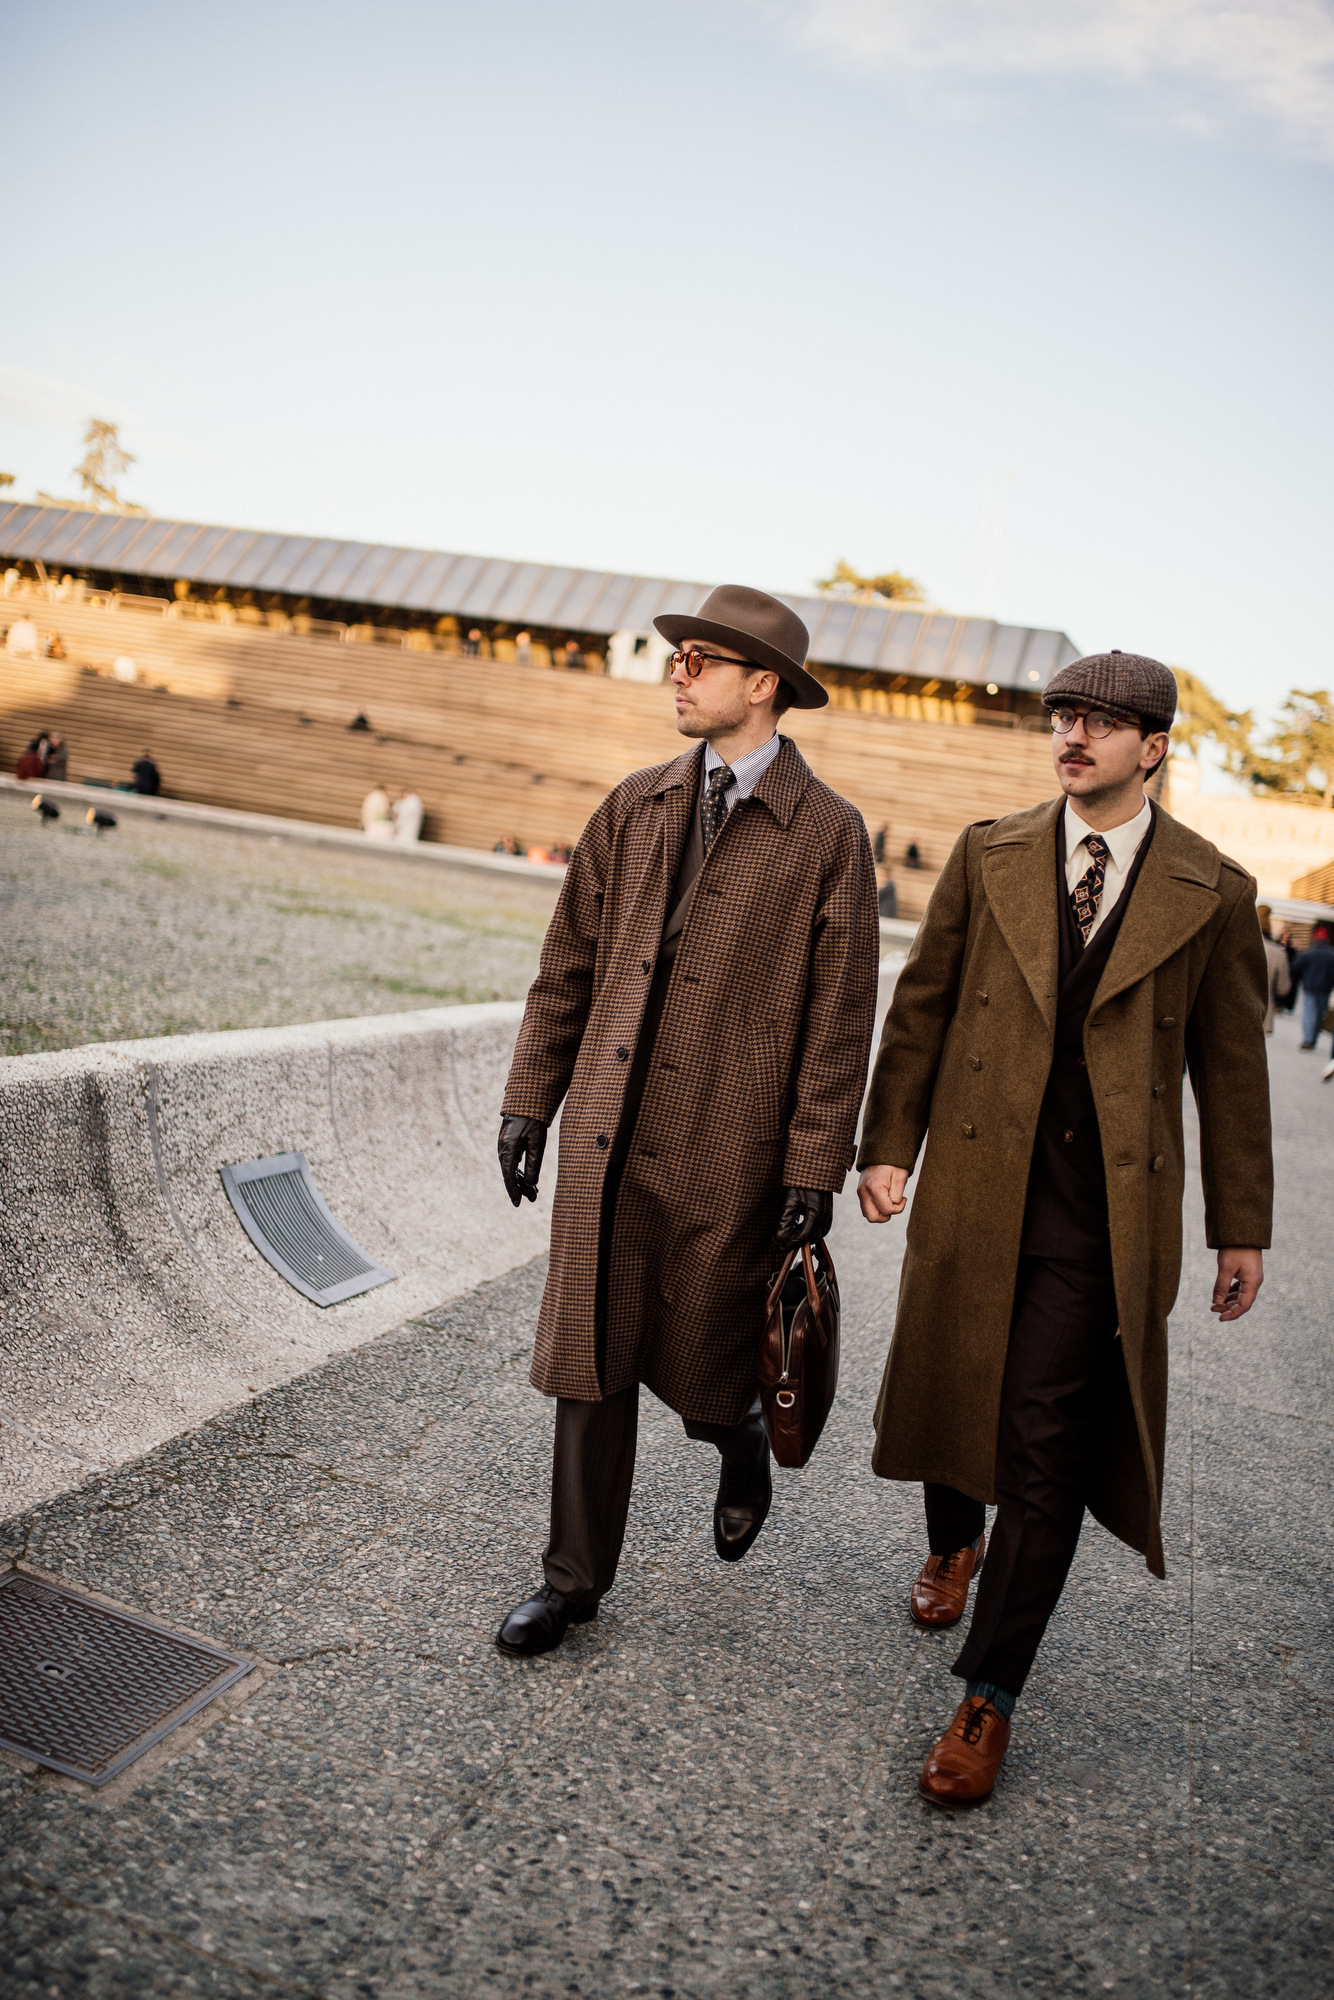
[765,1240,829,1324]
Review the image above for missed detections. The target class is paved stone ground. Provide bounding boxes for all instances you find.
[0,793,550,1055]
[2,1012,1330,1998]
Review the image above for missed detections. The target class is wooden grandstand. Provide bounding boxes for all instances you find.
[1,593,1059,916]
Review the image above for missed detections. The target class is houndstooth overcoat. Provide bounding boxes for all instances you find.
[501,736,879,1423]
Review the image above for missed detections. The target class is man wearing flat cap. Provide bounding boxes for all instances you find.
[858,650,1273,1801]
[494,584,879,1655]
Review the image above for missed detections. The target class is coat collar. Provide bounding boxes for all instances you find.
[982,799,1064,1031]
[1091,805,1220,1014]
[982,796,1222,1029]
[650,733,811,829]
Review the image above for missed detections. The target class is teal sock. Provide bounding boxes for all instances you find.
[965,1679,1015,1721]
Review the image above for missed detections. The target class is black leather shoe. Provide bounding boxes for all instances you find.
[714,1449,773,1563]
[494,1584,598,1658]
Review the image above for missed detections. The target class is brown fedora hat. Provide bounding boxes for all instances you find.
[654,584,827,710]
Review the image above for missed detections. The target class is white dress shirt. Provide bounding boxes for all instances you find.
[1063,796,1152,943]
[703,731,781,812]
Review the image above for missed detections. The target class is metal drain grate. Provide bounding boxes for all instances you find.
[219,1150,396,1307]
[0,1571,253,1786]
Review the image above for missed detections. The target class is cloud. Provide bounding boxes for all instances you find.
[752,1,1334,157]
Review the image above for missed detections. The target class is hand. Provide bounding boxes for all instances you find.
[498,1115,547,1206]
[774,1186,833,1251]
[858,1165,910,1223]
[1211,1248,1263,1322]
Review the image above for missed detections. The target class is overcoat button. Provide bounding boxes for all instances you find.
[1063,1130,1074,1142]
[962,1122,975,1138]
[969,1056,982,1071]
[1159,1016,1176,1028]
[978,992,989,1005]
[1152,1084,1161,1097]
[596,1134,608,1149]
[1152,1155,1165,1172]
[641,960,652,974]
[616,1047,628,1060]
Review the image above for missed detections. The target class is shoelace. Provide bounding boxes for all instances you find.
[953,1699,996,1746]
[934,1548,966,1583]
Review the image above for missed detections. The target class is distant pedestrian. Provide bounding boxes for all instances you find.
[392,790,424,844]
[1289,924,1334,1048]
[516,631,533,666]
[44,732,68,781]
[132,751,162,796]
[5,615,39,656]
[360,784,393,840]
[15,738,44,781]
[44,631,66,660]
[1255,905,1291,1034]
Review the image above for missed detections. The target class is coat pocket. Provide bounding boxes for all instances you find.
[747,1020,788,1141]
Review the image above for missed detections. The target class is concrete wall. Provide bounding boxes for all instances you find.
[0,1004,552,1521]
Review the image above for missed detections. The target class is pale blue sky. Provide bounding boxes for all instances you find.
[2,0,1331,716]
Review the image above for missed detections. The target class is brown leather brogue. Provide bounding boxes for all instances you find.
[909,1531,986,1627]
[918,1695,1010,1806]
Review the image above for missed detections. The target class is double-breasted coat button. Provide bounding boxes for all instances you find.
[641,960,652,974]
[1064,1129,1075,1142]
[962,1122,976,1138]
[1152,1155,1165,1171]
[1152,1084,1162,1097]
[1159,1015,1176,1028]
[616,1047,628,1060]
[596,1134,609,1149]
[978,991,989,1005]
[969,1056,982,1071]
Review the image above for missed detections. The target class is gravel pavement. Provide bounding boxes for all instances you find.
[0,1013,1329,1997]
[0,792,551,1055]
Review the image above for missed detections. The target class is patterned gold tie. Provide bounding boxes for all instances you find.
[701,764,735,853]
[1070,833,1110,945]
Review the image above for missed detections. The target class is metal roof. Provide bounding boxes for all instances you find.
[0,503,1080,690]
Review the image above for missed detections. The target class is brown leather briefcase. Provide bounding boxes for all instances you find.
[757,1239,840,1469]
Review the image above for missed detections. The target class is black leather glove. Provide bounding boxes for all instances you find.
[774,1185,833,1251]
[498,1115,547,1206]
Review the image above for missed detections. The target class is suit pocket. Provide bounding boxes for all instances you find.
[747,1020,787,1141]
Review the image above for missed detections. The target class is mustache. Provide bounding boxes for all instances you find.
[1059,749,1095,763]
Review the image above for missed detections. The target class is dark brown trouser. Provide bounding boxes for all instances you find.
[925,1253,1122,1699]
[542,1388,767,1607]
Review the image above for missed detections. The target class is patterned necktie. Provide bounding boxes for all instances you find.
[1069,833,1110,945]
[701,764,735,853]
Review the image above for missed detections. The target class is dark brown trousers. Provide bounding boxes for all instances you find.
[924,1253,1123,1699]
[542,1387,766,1606]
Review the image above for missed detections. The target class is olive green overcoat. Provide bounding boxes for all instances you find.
[857,798,1273,1576]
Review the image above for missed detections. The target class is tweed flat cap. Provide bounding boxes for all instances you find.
[1042,650,1177,734]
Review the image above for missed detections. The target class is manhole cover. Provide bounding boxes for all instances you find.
[219,1150,396,1306]
[0,1572,253,1786]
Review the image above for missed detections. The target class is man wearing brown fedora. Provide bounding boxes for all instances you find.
[493,584,879,1655]
[857,650,1273,1802]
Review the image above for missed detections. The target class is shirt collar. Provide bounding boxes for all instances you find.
[1065,794,1152,872]
[704,731,781,800]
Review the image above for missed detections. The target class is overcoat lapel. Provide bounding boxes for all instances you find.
[1091,811,1221,1016]
[981,801,1063,1032]
[654,743,706,904]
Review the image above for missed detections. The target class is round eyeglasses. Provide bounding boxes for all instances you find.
[1049,706,1128,740]
[670,646,750,679]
